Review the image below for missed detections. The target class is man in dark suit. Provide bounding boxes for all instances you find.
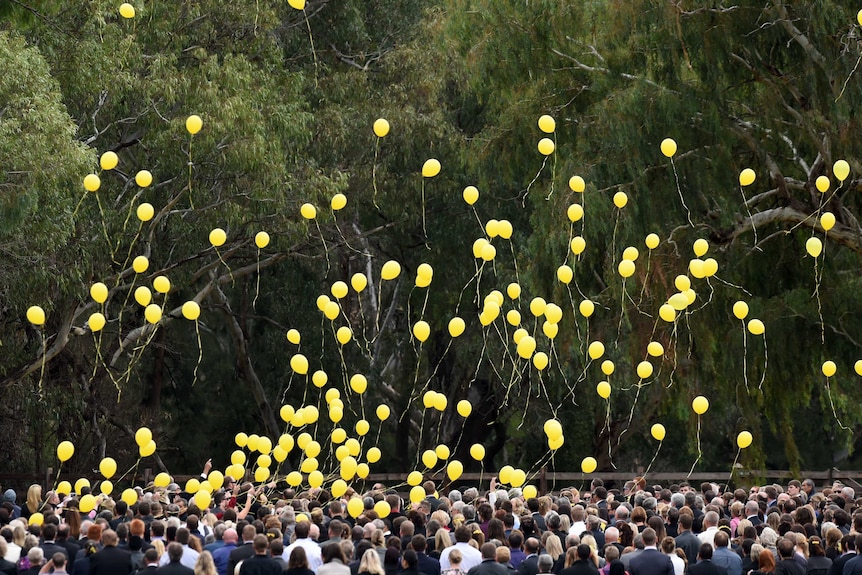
[517,538,541,575]
[238,535,282,575]
[828,534,858,575]
[526,500,546,532]
[154,543,193,575]
[560,545,599,575]
[228,525,258,575]
[629,529,674,575]
[89,529,134,575]
[467,544,509,575]
[136,549,160,574]
[411,535,441,575]
[743,502,762,526]
[40,524,69,562]
[774,539,805,575]
[688,544,728,575]
[675,515,701,565]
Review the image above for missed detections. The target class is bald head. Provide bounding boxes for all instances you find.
[223,528,238,544]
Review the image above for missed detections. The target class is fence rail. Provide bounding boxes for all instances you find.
[2,468,861,495]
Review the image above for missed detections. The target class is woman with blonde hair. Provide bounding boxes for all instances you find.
[151,539,166,559]
[434,528,453,557]
[194,550,218,575]
[22,485,42,518]
[358,548,385,575]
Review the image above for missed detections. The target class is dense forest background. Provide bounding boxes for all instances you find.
[2,0,862,487]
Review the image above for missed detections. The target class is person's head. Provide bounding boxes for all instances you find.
[714,531,729,548]
[167,542,183,563]
[525,537,540,554]
[538,554,554,573]
[480,542,496,560]
[758,549,776,573]
[101,529,119,547]
[698,543,713,561]
[454,524,472,543]
[777,538,795,559]
[402,549,418,570]
[253,533,268,555]
[242,524,256,542]
[322,542,345,564]
[42,523,57,541]
[641,528,657,548]
[448,549,463,566]
[28,546,44,566]
[496,546,511,564]
[288,546,310,569]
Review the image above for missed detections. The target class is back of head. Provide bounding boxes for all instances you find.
[402,549,418,569]
[101,529,119,547]
[698,543,713,561]
[242,524,257,542]
[641,527,657,547]
[455,525,472,543]
[411,534,427,553]
[777,538,795,559]
[322,542,346,564]
[496,546,511,564]
[253,533,268,553]
[714,531,729,548]
[537,554,554,573]
[609,560,626,575]
[577,544,591,561]
[168,542,183,562]
[481,542,496,560]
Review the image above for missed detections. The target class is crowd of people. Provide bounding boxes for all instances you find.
[0,472,857,575]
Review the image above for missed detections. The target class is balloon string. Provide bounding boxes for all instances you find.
[303,8,319,87]
[670,158,694,227]
[815,247,825,345]
[72,190,88,218]
[824,375,850,431]
[421,179,430,250]
[372,139,381,209]
[522,156,548,207]
[727,448,741,489]
[253,250,261,310]
[739,185,759,248]
[836,52,862,102]
[215,247,234,284]
[192,320,202,386]
[187,138,195,210]
[36,329,46,398]
[642,440,663,479]
[605,397,615,469]
[638,251,652,305]
[616,278,627,345]
[544,133,557,201]
[313,219,331,274]
[616,381,643,448]
[741,323,750,394]
[509,241,521,290]
[95,192,117,263]
[758,328,768,391]
[688,416,702,478]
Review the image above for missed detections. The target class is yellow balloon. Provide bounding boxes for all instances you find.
[601,360,615,375]
[523,485,538,499]
[235,432,248,447]
[99,151,119,171]
[538,115,556,133]
[79,494,96,513]
[537,138,555,156]
[659,304,676,323]
[618,259,635,278]
[448,317,465,338]
[132,255,149,274]
[279,434,295,452]
[57,440,75,462]
[588,341,605,360]
[557,264,574,284]
[542,322,558,340]
[689,258,705,278]
[596,381,611,399]
[517,335,536,359]
[647,341,664,357]
[422,159,441,178]
[703,258,719,277]
[433,393,447,412]
[373,118,390,137]
[153,275,171,294]
[350,373,368,394]
[834,159,850,181]
[331,193,347,210]
[290,354,309,375]
[669,293,689,311]
[739,168,756,187]
[435,444,450,460]
[99,480,113,496]
[816,176,830,193]
[613,191,628,209]
[247,434,261,451]
[645,233,660,249]
[374,500,391,518]
[748,318,765,335]
[498,465,514,484]
[674,275,691,291]
[154,472,171,488]
[456,399,472,417]
[529,297,547,317]
[186,115,203,135]
[299,458,316,474]
[376,404,391,421]
[533,352,549,370]
[693,238,709,257]
[139,440,156,458]
[99,457,117,479]
[119,3,135,18]
[300,203,317,219]
[543,419,563,440]
[737,431,753,449]
[480,243,497,261]
[622,246,639,261]
[134,287,151,307]
[286,471,302,486]
[336,326,352,345]
[194,491,212,510]
[651,424,666,441]
[733,301,749,320]
[636,361,654,379]
[88,312,106,332]
[57,481,72,496]
[413,320,431,342]
[822,360,837,377]
[135,170,153,187]
[569,176,586,192]
[506,283,521,300]
[821,212,836,232]
[381,260,401,280]
[856,360,862,376]
[660,138,677,158]
[351,273,368,292]
[289,0,306,9]
[485,219,500,238]
[331,479,348,498]
[255,231,270,248]
[579,300,595,317]
[83,174,100,192]
[121,488,138,506]
[463,185,479,205]
[137,202,154,222]
[28,512,44,526]
[303,406,319,425]
[407,470,423,486]
[470,443,485,461]
[286,329,301,344]
[581,457,598,474]
[180,301,200,320]
[410,485,425,503]
[692,395,709,415]
[498,220,513,239]
[366,447,382,463]
[347,497,364,518]
[144,304,162,324]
